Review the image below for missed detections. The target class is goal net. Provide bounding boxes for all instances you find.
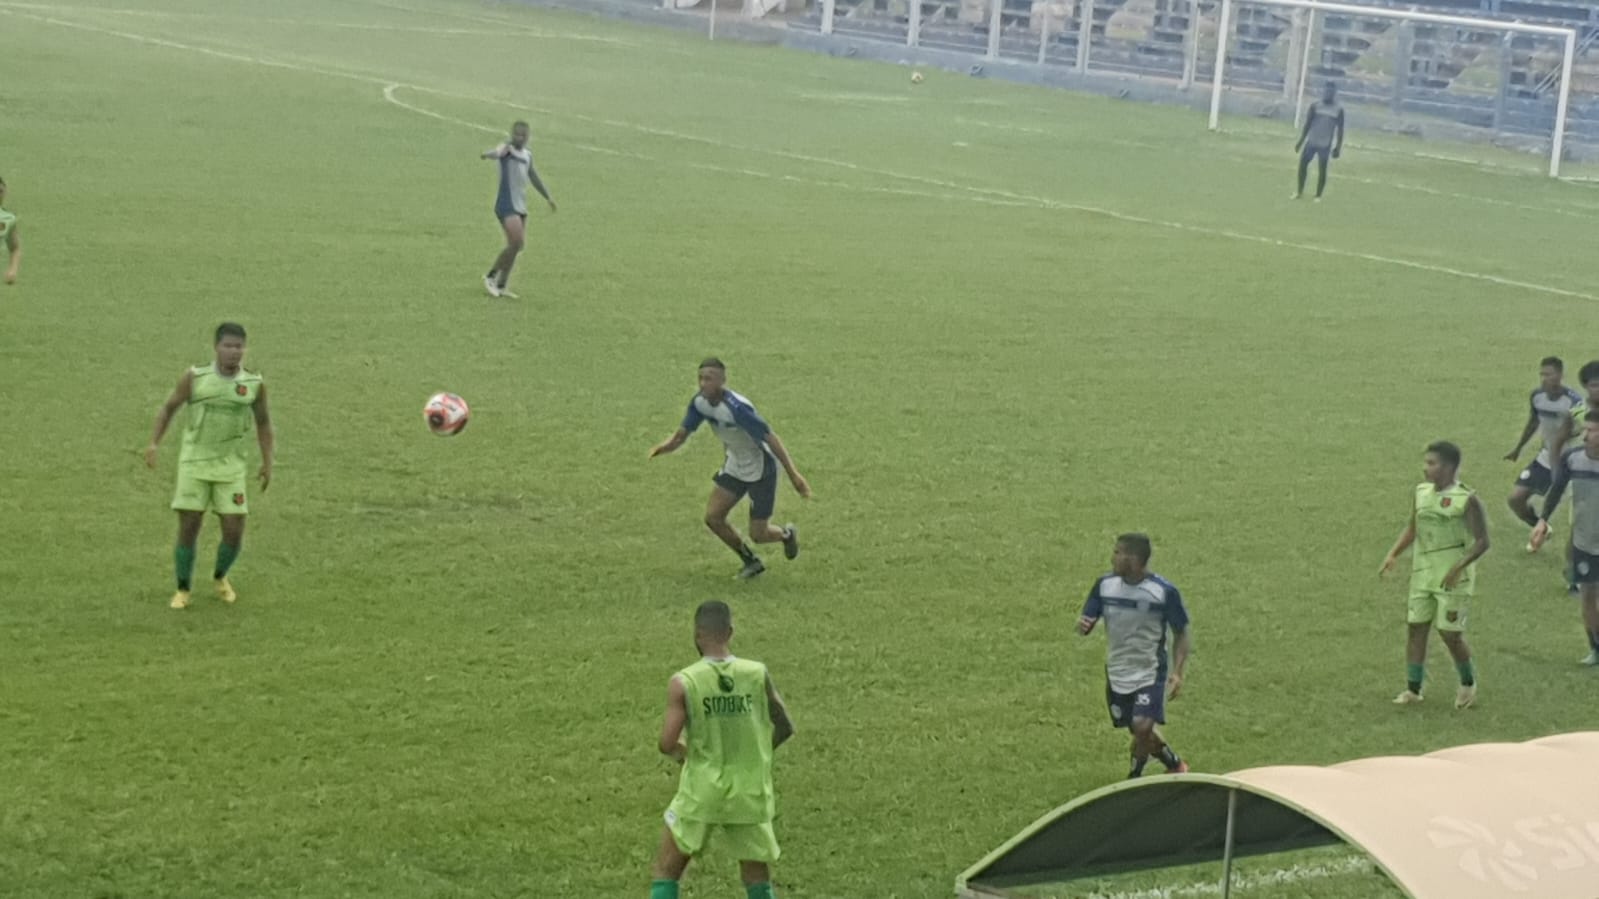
[1204,0,1579,176]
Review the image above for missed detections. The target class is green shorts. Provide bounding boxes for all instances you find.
[664,808,780,863]
[172,467,248,515]
[1408,589,1470,631]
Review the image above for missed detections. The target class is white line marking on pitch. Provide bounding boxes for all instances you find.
[8,7,1596,303]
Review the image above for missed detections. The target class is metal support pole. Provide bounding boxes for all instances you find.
[1552,29,1575,176]
[1181,0,1201,90]
[1208,0,1234,129]
[1282,8,1303,99]
[1393,20,1412,115]
[821,0,835,34]
[908,0,921,46]
[1038,6,1050,65]
[1493,31,1511,133]
[1076,0,1092,72]
[1220,789,1239,899]
[710,0,718,39]
[1293,9,1316,128]
[987,0,1003,59]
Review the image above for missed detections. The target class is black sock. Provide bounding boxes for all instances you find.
[1589,630,1599,652]
[1516,506,1541,527]
[1158,745,1182,770]
[1408,679,1423,695]
[1128,755,1148,778]
[736,543,759,564]
[486,269,498,279]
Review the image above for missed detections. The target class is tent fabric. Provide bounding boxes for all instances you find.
[958,731,1599,899]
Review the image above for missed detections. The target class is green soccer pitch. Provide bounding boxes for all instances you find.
[2,1,1597,896]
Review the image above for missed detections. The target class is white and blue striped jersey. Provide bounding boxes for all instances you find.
[1532,386,1584,466]
[682,390,774,482]
[496,145,535,216]
[1082,574,1190,694]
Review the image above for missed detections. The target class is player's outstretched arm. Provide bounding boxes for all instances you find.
[146,369,194,468]
[1507,408,1539,460]
[4,224,19,284]
[480,144,508,160]
[763,432,811,498]
[766,671,795,750]
[253,382,275,492]
[658,675,688,762]
[649,428,689,458]
[1442,495,1490,589]
[1379,505,1417,576]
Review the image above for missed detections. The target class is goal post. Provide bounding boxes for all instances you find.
[1206,0,1579,177]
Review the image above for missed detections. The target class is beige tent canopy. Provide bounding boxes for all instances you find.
[958,731,1599,898]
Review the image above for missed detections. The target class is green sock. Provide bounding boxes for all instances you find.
[175,545,196,591]
[1405,662,1424,694]
[746,883,775,899]
[214,542,240,579]
[1456,659,1476,687]
[649,880,679,899]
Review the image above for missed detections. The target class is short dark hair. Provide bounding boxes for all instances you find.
[694,600,732,636]
[512,120,530,131]
[1580,361,1599,386]
[1426,440,1462,469]
[214,322,247,343]
[699,357,725,372]
[1541,356,1564,371]
[1116,533,1152,565]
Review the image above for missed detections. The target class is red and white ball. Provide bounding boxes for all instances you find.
[424,392,470,436]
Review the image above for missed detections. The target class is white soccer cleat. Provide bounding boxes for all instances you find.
[1581,650,1599,667]
[483,276,501,298]
[1393,690,1424,705]
[1455,684,1477,710]
[498,287,519,299]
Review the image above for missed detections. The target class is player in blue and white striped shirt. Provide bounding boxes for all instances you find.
[1077,534,1192,779]
[650,358,811,579]
[480,120,555,299]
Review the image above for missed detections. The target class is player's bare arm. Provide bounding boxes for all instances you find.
[1076,613,1099,636]
[146,368,195,468]
[528,163,556,212]
[480,144,507,160]
[1442,495,1491,589]
[1506,408,1539,460]
[1380,504,1418,576]
[1167,628,1192,699]
[1332,110,1345,157]
[658,674,688,763]
[649,427,689,458]
[252,382,275,492]
[1550,417,1576,481]
[1534,453,1573,542]
[766,672,795,749]
[1295,109,1315,151]
[4,224,19,285]
[762,432,811,498]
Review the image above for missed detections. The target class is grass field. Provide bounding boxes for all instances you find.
[3,1,1599,896]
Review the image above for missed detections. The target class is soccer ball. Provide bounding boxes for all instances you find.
[424,392,470,436]
[911,71,924,84]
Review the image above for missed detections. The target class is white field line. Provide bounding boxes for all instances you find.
[1085,855,1377,899]
[9,6,1598,303]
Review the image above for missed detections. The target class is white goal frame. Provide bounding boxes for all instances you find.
[1207,0,1579,176]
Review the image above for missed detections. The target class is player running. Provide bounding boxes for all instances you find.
[648,600,795,899]
[1504,356,1581,551]
[480,120,555,299]
[1380,441,1488,709]
[0,176,21,285]
[1293,82,1345,202]
[145,323,274,609]
[1076,534,1192,779]
[649,359,810,580]
[1532,409,1599,665]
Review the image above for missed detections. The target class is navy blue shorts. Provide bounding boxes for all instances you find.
[712,456,778,521]
[1572,548,1599,585]
[495,202,526,224]
[1515,460,1554,495]
[1107,681,1166,729]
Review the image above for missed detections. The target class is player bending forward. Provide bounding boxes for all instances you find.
[647,600,795,899]
[650,358,810,579]
[1078,533,1192,779]
[1381,441,1488,708]
[1532,409,1599,666]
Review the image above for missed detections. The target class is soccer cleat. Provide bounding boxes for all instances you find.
[1393,690,1424,705]
[1581,650,1599,667]
[1313,196,1323,203]
[736,558,767,580]
[214,578,236,604]
[1163,760,1190,775]
[782,524,799,561]
[498,287,519,299]
[483,276,501,298]
[1290,192,1301,200]
[1455,684,1477,710]
[1529,522,1552,553]
[169,590,192,610]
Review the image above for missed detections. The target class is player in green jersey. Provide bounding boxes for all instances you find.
[0,176,21,285]
[1380,441,1489,709]
[145,323,274,609]
[648,601,795,899]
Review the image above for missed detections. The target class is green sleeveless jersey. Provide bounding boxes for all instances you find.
[0,207,15,244]
[1412,481,1475,590]
[669,656,775,825]
[179,363,262,479]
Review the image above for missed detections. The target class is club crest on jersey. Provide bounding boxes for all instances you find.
[235,384,248,396]
[232,493,245,506]
[717,674,736,693]
[1440,497,1453,508]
